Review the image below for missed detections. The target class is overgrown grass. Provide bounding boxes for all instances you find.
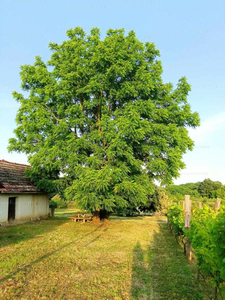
[0,211,214,299]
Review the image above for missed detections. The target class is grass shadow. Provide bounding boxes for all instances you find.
[0,218,68,249]
[0,223,105,283]
[131,241,153,299]
[0,207,95,248]
[131,220,214,300]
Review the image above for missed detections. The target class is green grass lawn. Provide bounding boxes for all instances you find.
[54,208,81,218]
[0,211,214,300]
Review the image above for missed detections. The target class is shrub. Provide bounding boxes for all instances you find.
[49,200,57,209]
[51,196,68,208]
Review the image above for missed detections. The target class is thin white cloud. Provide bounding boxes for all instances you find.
[174,166,225,185]
[188,111,225,142]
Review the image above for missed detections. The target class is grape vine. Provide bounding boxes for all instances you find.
[167,204,225,299]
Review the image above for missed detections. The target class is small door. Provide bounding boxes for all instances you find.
[8,197,16,222]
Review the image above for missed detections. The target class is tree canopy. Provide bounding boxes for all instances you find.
[167,179,224,200]
[198,179,222,198]
[166,182,201,198]
[8,27,200,217]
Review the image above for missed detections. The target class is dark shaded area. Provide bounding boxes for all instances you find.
[100,209,110,221]
[131,242,153,299]
[92,209,111,223]
[131,220,214,300]
[0,218,68,249]
[8,197,16,222]
[0,223,105,283]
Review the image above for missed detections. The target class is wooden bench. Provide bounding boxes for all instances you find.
[68,212,93,223]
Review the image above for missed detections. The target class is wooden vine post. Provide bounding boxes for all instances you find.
[184,195,192,261]
[214,198,221,212]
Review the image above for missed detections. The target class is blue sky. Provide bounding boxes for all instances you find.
[0,0,225,185]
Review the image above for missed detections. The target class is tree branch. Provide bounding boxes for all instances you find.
[45,104,61,122]
[108,102,110,113]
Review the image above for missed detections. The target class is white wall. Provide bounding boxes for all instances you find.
[0,195,8,223]
[0,193,49,223]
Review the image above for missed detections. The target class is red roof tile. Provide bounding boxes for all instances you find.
[0,160,38,193]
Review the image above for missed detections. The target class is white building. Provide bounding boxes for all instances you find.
[0,160,49,224]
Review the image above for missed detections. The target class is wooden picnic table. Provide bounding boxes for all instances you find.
[68,211,93,223]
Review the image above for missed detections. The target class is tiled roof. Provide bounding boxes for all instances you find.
[0,160,38,193]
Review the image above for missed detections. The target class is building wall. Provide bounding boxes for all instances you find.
[0,196,8,223]
[0,193,49,223]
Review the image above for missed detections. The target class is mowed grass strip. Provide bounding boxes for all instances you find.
[0,214,214,300]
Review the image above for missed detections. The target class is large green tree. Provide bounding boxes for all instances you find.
[8,27,200,221]
[198,179,222,198]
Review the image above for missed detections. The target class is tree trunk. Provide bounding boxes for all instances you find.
[50,207,55,217]
[92,208,101,223]
[92,209,110,223]
[100,209,110,221]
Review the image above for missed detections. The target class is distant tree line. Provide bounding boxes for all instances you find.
[166,178,225,200]
[138,178,225,215]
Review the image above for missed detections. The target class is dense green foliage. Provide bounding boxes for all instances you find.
[168,204,225,297]
[139,185,169,213]
[167,179,225,201]
[167,205,185,235]
[167,182,201,198]
[117,185,169,215]
[51,196,68,208]
[198,178,222,198]
[49,200,57,209]
[8,27,199,214]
